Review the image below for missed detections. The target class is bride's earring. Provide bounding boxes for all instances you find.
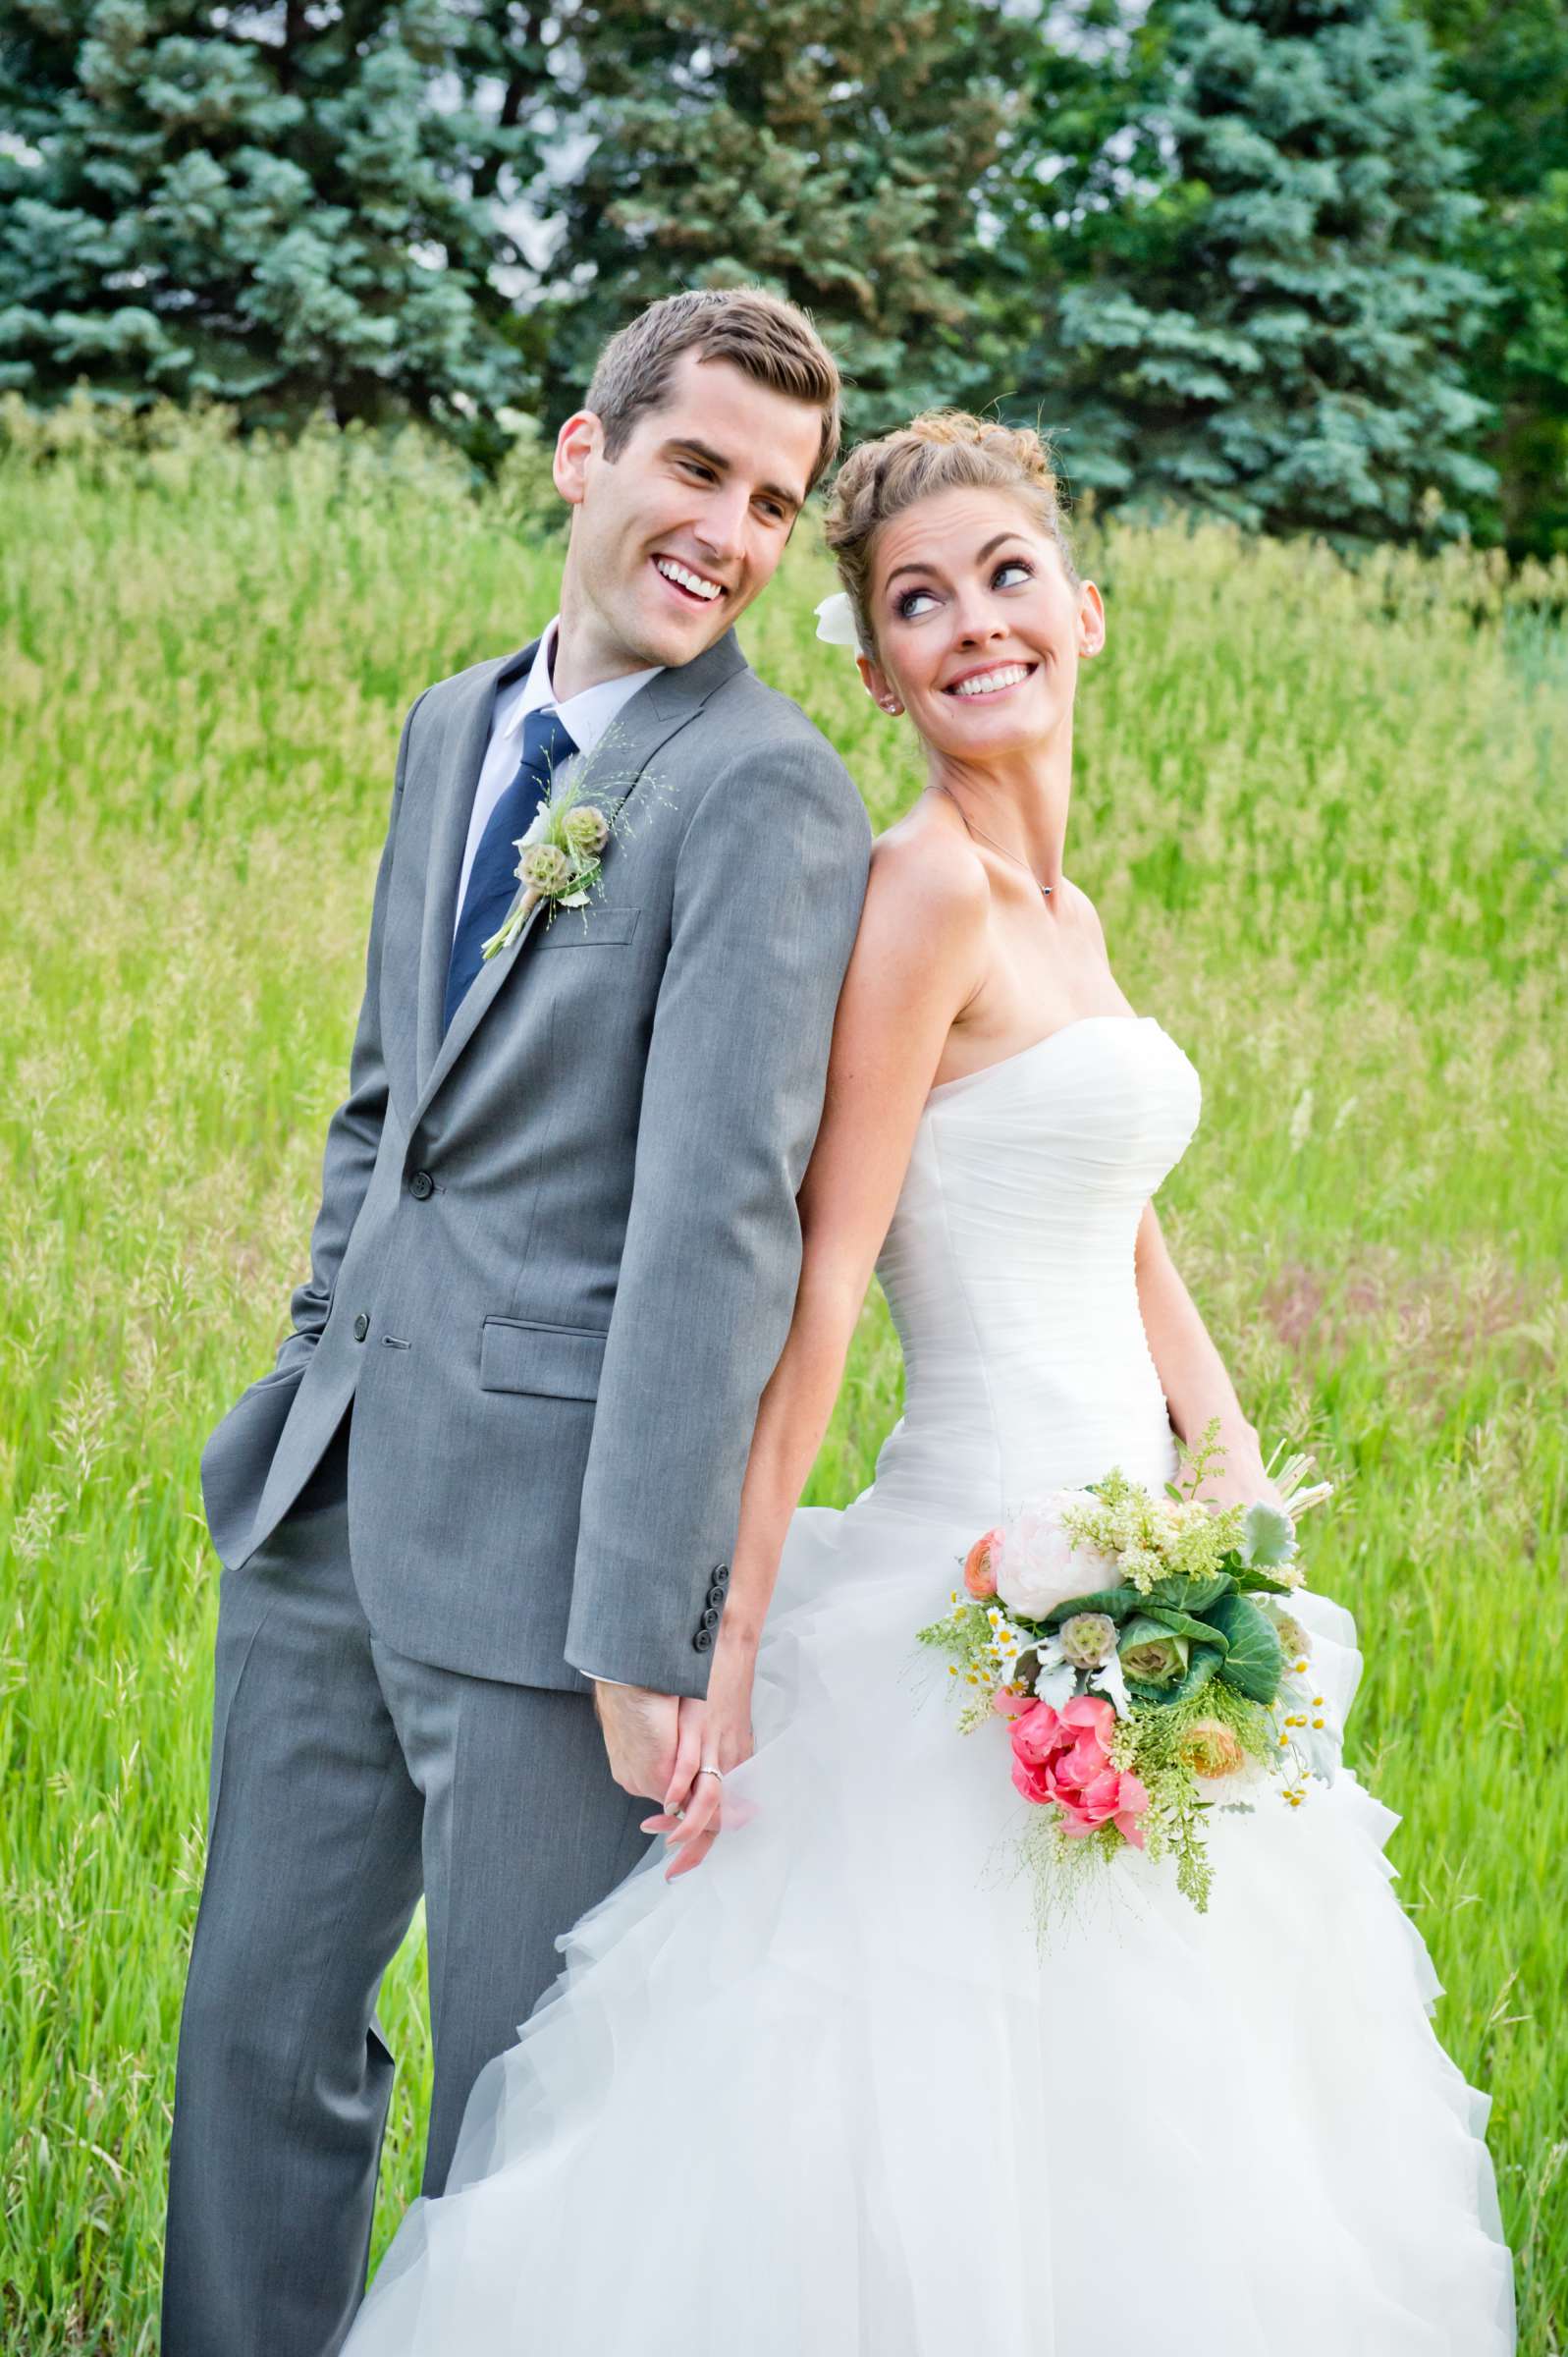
[882,697,903,715]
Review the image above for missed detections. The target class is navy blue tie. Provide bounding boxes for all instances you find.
[444,707,578,1035]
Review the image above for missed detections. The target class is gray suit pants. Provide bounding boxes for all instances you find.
[162,1408,654,2357]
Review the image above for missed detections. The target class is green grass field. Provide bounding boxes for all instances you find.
[3,417,1564,2352]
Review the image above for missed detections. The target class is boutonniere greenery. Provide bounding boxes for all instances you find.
[481,778,613,960]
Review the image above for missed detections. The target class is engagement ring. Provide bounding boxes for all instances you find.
[696,1765,724,1783]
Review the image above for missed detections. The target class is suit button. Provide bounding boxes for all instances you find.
[692,1627,714,1653]
[711,1563,730,1588]
[699,1606,721,1630]
[408,1169,435,1200]
[352,1312,370,1342]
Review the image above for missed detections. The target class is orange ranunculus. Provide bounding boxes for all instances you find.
[963,1529,1002,1599]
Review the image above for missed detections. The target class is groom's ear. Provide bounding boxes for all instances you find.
[553,411,602,509]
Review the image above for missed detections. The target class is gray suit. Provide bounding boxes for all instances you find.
[164,628,871,2353]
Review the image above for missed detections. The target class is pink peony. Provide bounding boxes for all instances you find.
[963,1529,1002,1600]
[993,1691,1150,1848]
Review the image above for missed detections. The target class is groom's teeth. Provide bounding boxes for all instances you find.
[655,558,722,601]
[949,665,1031,697]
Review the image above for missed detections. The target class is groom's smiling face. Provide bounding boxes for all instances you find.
[552,349,823,680]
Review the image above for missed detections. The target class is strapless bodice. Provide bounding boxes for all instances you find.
[866,1015,1203,1522]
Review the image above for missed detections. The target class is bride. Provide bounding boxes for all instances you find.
[344,413,1516,2353]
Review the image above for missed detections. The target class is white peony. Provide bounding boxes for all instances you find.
[994,1494,1119,1623]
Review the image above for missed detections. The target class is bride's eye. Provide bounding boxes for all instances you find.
[994,558,1034,589]
[895,585,939,621]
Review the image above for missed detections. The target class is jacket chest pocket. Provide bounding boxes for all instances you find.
[531,904,642,952]
[479,1316,607,1399]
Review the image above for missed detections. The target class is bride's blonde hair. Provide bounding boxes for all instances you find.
[823,411,1077,661]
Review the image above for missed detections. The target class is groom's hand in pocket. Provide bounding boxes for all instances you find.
[592,1680,685,1804]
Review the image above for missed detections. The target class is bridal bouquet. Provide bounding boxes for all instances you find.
[916,1423,1337,1912]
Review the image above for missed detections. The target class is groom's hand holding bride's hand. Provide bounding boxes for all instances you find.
[592,1680,686,1804]
[637,1623,759,1882]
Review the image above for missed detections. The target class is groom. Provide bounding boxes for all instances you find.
[163,287,871,2355]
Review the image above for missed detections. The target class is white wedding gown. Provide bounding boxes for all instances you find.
[346,1014,1516,2354]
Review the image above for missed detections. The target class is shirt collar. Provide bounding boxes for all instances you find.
[503,618,663,757]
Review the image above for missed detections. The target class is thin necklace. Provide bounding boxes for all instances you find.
[939,784,1053,898]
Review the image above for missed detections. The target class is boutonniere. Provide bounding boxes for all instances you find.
[481,780,613,960]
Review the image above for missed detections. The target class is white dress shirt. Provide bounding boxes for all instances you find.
[452,620,663,945]
[460,622,661,1691]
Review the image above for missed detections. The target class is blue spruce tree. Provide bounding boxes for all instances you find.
[541,0,1026,437]
[0,0,548,435]
[1020,0,1495,542]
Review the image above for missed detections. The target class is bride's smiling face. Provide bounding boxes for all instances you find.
[858,486,1105,764]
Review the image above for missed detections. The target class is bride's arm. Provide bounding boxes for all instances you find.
[1133,1202,1278,1507]
[651,832,987,1876]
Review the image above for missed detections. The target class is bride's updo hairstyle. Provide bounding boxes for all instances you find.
[823,411,1078,661]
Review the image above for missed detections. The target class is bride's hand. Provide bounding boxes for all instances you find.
[1189,1429,1285,1516]
[641,1624,758,1881]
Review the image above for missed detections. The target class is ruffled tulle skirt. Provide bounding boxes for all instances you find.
[345,1491,1517,2354]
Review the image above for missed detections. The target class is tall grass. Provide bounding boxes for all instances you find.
[2,418,1563,2352]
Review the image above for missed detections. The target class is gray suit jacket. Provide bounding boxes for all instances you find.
[198,627,872,1697]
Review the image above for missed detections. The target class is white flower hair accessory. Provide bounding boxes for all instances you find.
[813,590,862,651]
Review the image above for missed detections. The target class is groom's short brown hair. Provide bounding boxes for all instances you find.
[586,289,842,495]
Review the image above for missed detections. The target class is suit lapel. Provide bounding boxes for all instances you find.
[408,626,748,1130]
[414,637,540,1091]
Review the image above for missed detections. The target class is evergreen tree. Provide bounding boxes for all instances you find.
[540,0,1027,436]
[1413,0,1568,556]
[1015,0,1495,543]
[0,0,552,437]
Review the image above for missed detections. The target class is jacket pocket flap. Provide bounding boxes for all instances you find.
[532,904,641,950]
[479,1316,607,1399]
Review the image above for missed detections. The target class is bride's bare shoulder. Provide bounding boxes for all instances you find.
[1055,873,1109,946]
[866,795,989,932]
[838,798,989,1049]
